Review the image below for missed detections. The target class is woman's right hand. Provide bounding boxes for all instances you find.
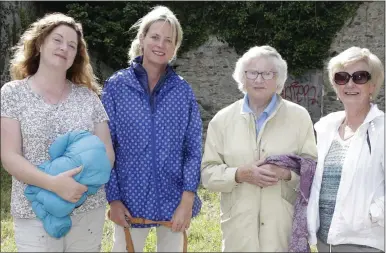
[236,160,279,187]
[51,166,88,203]
[109,200,132,228]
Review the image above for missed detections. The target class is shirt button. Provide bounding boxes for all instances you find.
[261,222,264,225]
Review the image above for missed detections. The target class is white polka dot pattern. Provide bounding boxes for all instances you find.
[101,65,202,228]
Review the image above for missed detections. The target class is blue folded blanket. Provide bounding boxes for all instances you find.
[24,130,112,238]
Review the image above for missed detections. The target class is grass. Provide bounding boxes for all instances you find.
[0,169,222,252]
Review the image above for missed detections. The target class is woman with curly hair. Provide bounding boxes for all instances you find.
[0,12,114,252]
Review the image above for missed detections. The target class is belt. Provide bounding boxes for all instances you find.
[108,210,188,252]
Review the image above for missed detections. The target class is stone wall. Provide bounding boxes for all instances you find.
[175,37,325,133]
[176,1,384,132]
[323,1,385,114]
[1,1,383,123]
[174,37,243,133]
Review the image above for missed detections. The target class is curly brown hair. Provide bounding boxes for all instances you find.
[10,12,101,94]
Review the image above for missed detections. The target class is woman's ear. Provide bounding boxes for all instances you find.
[35,44,42,57]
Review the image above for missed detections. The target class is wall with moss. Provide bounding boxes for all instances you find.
[1,1,383,123]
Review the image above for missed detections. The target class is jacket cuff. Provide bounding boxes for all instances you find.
[284,171,300,191]
[226,167,239,188]
[182,185,198,193]
[106,195,121,204]
[308,232,317,246]
[369,200,383,224]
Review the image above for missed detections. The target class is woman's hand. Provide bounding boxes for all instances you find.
[259,164,291,181]
[171,191,194,232]
[51,166,88,203]
[109,200,132,228]
[236,160,279,187]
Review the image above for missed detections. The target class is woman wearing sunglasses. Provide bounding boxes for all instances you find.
[307,47,384,252]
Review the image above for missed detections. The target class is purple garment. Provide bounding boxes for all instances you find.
[261,154,316,253]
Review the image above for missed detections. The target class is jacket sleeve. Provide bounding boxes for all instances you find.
[299,111,318,161]
[201,117,238,193]
[370,149,384,226]
[286,111,318,192]
[182,92,203,193]
[101,79,121,203]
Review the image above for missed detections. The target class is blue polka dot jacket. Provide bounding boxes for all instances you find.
[101,57,202,227]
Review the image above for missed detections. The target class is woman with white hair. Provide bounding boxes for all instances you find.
[201,45,318,251]
[307,47,384,252]
[102,5,202,252]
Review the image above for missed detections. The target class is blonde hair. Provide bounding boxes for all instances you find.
[128,6,183,64]
[328,46,384,99]
[9,12,101,94]
[232,45,288,94]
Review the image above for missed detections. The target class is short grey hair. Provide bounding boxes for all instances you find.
[128,6,183,64]
[328,46,384,99]
[232,45,288,94]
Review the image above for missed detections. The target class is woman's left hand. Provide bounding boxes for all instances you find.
[171,191,194,232]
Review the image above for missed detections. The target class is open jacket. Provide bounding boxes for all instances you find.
[201,96,317,252]
[307,104,385,251]
[101,58,202,227]
[24,130,112,238]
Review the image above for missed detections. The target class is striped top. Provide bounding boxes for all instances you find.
[317,132,352,243]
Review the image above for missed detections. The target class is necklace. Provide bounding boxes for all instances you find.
[340,121,356,140]
[29,75,68,106]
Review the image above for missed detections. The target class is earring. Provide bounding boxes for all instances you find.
[336,96,340,101]
[370,94,373,101]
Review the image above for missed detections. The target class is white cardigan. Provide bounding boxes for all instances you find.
[307,104,385,251]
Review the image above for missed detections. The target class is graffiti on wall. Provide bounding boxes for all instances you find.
[280,70,323,123]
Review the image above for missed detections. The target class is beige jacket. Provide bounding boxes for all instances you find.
[201,96,317,252]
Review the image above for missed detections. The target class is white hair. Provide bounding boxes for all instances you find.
[232,45,288,94]
[328,46,384,99]
[128,6,183,63]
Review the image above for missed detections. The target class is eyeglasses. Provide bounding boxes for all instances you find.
[245,70,276,81]
[334,71,371,85]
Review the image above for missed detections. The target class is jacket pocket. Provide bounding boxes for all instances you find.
[220,191,235,220]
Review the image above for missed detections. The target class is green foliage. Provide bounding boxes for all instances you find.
[65,1,361,76]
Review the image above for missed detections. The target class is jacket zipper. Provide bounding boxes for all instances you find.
[148,92,157,219]
[148,76,166,220]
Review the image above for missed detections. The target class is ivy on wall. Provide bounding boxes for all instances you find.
[57,2,360,76]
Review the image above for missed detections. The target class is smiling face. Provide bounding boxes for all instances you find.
[39,24,78,71]
[140,20,176,68]
[334,60,375,108]
[244,56,278,102]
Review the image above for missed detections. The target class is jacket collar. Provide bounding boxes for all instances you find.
[240,94,283,120]
[241,93,278,117]
[127,56,175,94]
[314,103,384,134]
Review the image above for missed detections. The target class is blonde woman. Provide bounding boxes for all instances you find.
[0,13,114,252]
[307,47,384,252]
[102,6,202,252]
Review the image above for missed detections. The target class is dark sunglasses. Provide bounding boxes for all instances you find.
[334,71,371,85]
